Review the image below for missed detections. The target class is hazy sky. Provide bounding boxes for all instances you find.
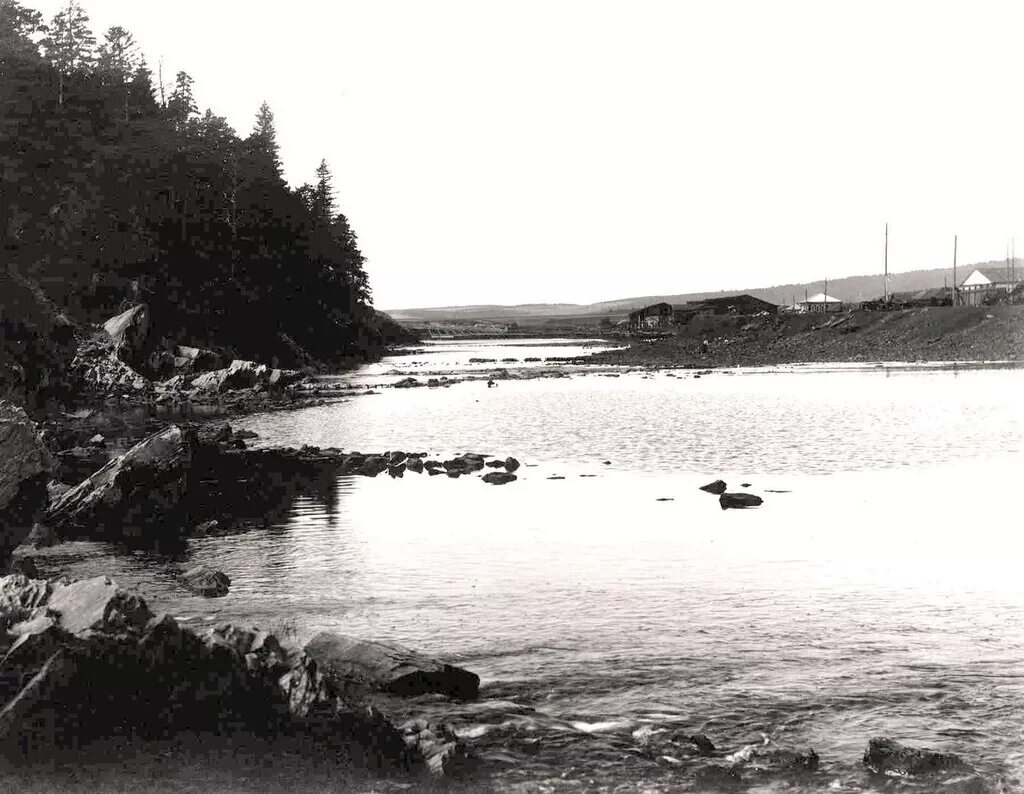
[31,1,1024,308]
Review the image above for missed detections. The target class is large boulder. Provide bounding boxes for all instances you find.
[188,360,301,395]
[304,632,480,700]
[46,425,193,540]
[102,304,149,367]
[0,402,53,566]
[181,565,231,597]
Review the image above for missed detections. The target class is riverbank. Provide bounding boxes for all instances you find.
[588,305,1024,369]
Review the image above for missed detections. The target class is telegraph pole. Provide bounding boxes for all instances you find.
[953,234,958,307]
[884,222,889,303]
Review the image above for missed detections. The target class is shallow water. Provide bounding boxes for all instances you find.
[40,341,1024,792]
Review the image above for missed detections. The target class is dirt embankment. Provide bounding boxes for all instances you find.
[589,306,1024,368]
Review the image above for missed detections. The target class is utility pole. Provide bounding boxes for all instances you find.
[884,222,889,303]
[953,234,958,307]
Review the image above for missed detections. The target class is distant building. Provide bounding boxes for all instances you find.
[957,268,1024,307]
[627,302,673,330]
[888,288,952,308]
[799,293,844,313]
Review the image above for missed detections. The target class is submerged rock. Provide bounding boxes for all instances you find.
[689,733,717,756]
[863,737,975,778]
[719,492,763,510]
[304,632,480,700]
[699,479,727,494]
[181,565,231,597]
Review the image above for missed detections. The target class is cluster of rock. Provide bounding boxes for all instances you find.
[699,479,764,510]
[0,573,477,777]
[0,403,53,566]
[71,304,307,405]
[632,726,988,791]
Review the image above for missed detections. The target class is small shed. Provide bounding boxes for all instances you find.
[628,302,674,330]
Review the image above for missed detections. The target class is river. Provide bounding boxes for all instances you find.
[37,339,1024,792]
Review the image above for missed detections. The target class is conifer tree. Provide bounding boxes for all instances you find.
[40,0,95,106]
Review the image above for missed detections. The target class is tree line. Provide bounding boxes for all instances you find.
[1,0,408,373]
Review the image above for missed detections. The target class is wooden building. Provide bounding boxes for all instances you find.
[799,293,844,313]
[957,268,1024,307]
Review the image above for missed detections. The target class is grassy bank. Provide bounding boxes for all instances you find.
[589,305,1024,368]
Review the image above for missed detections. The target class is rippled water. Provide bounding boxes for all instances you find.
[40,342,1024,792]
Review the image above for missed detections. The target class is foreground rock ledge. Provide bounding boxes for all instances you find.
[0,574,472,777]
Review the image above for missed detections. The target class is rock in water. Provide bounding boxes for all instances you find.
[504,456,521,472]
[699,479,728,494]
[0,402,53,566]
[46,425,193,540]
[482,471,517,485]
[719,492,763,510]
[182,565,231,597]
[864,737,975,778]
[689,733,717,756]
[304,632,480,699]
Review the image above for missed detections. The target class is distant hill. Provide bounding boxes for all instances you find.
[388,261,1014,322]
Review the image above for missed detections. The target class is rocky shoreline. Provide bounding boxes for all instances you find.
[0,400,1003,791]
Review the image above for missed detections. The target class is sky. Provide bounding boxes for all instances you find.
[29,0,1024,309]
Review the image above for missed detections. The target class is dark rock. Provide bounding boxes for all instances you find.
[46,425,193,541]
[719,493,763,510]
[399,718,475,777]
[740,482,752,488]
[23,524,58,549]
[689,732,717,755]
[387,464,406,478]
[482,472,517,485]
[360,455,389,476]
[423,460,442,470]
[864,737,975,778]
[406,458,424,473]
[428,468,443,476]
[548,476,565,480]
[485,460,505,468]
[699,479,727,494]
[693,765,743,789]
[388,451,407,465]
[394,377,420,389]
[504,456,521,472]
[304,632,480,700]
[0,575,416,771]
[192,519,220,537]
[181,565,231,598]
[0,402,53,566]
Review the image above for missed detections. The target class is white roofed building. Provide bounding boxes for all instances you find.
[799,293,844,313]
[957,267,1023,307]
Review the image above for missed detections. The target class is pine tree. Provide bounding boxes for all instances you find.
[40,0,95,106]
[312,159,335,227]
[167,70,197,131]
[0,0,46,60]
[246,101,283,182]
[97,26,138,122]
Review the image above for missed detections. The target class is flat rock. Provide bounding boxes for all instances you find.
[699,479,728,494]
[304,632,480,700]
[482,472,517,485]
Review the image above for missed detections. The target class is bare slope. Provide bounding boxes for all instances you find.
[589,305,1024,368]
